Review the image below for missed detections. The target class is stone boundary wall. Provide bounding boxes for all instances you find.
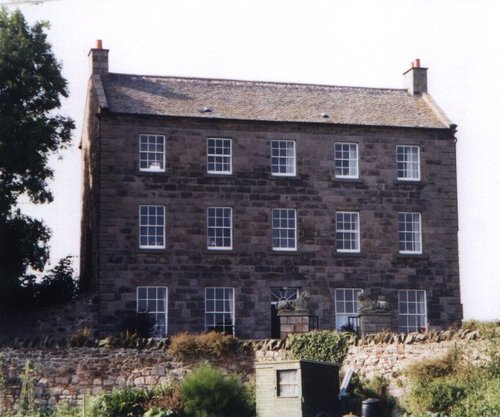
[0,328,484,413]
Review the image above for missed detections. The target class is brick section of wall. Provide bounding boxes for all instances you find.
[86,113,461,338]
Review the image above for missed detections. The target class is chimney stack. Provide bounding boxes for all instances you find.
[404,59,427,95]
[89,39,109,76]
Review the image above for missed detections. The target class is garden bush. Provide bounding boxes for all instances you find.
[403,322,500,417]
[144,382,185,417]
[168,331,240,359]
[286,330,349,363]
[180,363,254,417]
[88,387,153,417]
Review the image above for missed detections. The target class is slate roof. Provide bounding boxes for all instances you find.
[98,73,452,129]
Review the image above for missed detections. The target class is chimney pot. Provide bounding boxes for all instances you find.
[96,39,103,49]
[414,58,421,68]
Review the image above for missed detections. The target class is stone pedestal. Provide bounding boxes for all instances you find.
[279,311,313,338]
[359,311,393,336]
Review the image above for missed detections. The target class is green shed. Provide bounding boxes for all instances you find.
[255,359,341,417]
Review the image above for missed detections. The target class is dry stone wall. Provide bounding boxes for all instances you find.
[0,329,483,413]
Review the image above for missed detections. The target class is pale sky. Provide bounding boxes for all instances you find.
[6,0,500,320]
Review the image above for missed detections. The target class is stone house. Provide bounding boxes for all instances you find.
[80,41,462,338]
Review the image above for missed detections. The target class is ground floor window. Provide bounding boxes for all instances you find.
[399,289,427,333]
[277,369,298,397]
[335,288,363,331]
[136,286,168,337]
[205,287,235,334]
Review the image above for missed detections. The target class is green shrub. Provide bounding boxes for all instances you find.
[88,387,153,417]
[286,330,349,363]
[168,332,240,359]
[411,380,466,415]
[404,324,500,417]
[143,408,175,417]
[180,363,254,417]
[144,382,185,417]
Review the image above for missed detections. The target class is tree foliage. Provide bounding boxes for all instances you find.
[0,7,74,314]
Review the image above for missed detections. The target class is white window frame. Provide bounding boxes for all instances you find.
[334,142,359,179]
[207,207,232,250]
[398,289,427,333]
[136,286,168,337]
[139,205,166,249]
[397,145,420,181]
[205,287,235,334]
[277,369,298,397]
[207,138,232,174]
[335,288,363,331]
[139,134,165,172]
[271,140,296,176]
[336,211,360,253]
[272,208,297,251]
[398,212,422,254]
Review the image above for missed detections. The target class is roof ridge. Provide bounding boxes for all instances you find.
[106,71,405,93]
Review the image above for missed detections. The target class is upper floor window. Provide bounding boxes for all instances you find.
[335,288,363,331]
[139,134,165,172]
[207,207,232,250]
[205,287,235,334]
[207,138,232,174]
[137,286,168,337]
[336,211,360,253]
[398,212,422,254]
[139,205,165,249]
[272,208,297,251]
[396,145,420,181]
[399,289,427,333]
[271,140,296,176]
[335,142,358,179]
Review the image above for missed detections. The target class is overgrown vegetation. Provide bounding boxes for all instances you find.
[88,387,155,417]
[168,331,241,359]
[180,363,254,417]
[18,360,36,415]
[350,374,396,417]
[286,329,349,363]
[403,321,500,417]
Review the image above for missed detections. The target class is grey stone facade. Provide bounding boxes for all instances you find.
[80,44,462,338]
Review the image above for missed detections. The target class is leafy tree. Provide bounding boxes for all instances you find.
[28,255,78,308]
[0,8,74,314]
